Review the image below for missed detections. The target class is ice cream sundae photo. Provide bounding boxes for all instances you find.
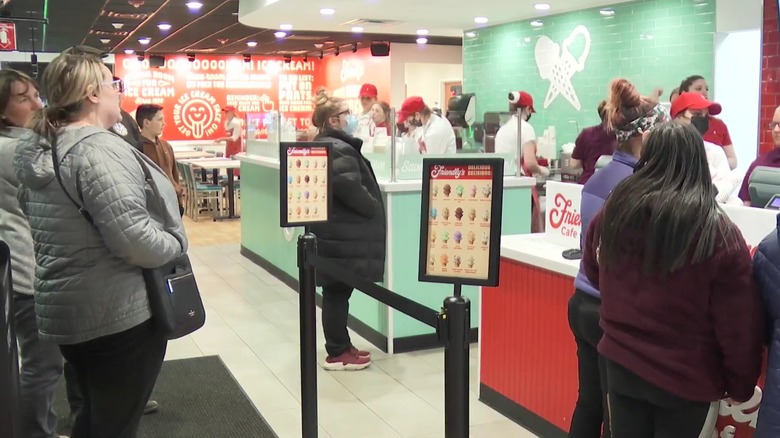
[304,175,310,183]
[313,190,318,199]
[441,231,450,244]
[482,210,490,222]
[454,255,461,267]
[296,192,301,199]
[430,207,438,219]
[470,185,477,198]
[453,231,462,244]
[296,175,301,184]
[481,232,489,245]
[304,207,310,215]
[482,184,492,198]
[468,231,476,245]
[455,207,464,221]
[296,206,301,214]
[321,160,326,168]
[313,206,318,215]
[314,175,318,183]
[288,175,293,184]
[440,254,449,267]
[431,231,437,243]
[429,254,436,266]
[288,160,293,168]
[455,185,464,197]
[432,185,439,197]
[468,209,476,221]
[304,191,310,199]
[313,161,318,169]
[442,208,450,220]
[467,257,475,268]
[304,160,310,168]
[295,159,301,168]
[443,184,451,197]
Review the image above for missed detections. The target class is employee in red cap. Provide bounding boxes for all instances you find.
[397,96,456,154]
[740,105,780,206]
[495,91,547,232]
[671,92,740,204]
[357,83,378,136]
[215,105,244,159]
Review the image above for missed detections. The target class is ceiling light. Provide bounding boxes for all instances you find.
[416,37,428,44]
[138,37,151,45]
[112,22,124,29]
[274,31,287,38]
[530,20,544,27]
[100,38,110,44]
[416,29,429,35]
[124,49,135,54]
[186,1,203,10]
[465,31,476,38]
[246,41,258,47]
[280,23,293,30]
[351,26,364,33]
[600,9,615,16]
[474,16,488,24]
[157,23,172,31]
[320,8,335,15]
[535,3,551,10]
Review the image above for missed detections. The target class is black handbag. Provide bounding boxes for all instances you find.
[51,133,205,340]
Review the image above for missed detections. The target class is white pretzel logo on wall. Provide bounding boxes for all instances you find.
[535,25,591,111]
[173,91,222,138]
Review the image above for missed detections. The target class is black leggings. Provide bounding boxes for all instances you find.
[606,359,719,438]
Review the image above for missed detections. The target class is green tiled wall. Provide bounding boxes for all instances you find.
[463,0,716,144]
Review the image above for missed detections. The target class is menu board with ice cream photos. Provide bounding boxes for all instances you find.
[279,142,333,227]
[418,159,504,287]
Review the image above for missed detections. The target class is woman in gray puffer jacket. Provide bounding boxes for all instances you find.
[14,50,187,437]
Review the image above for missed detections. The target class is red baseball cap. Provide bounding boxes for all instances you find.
[509,91,535,113]
[222,105,237,112]
[670,92,722,119]
[359,83,378,98]
[397,96,426,123]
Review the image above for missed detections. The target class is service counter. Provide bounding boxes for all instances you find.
[479,181,776,437]
[237,153,536,353]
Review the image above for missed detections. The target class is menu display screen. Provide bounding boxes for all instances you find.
[279,142,332,227]
[419,159,504,286]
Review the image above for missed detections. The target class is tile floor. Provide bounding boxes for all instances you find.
[171,242,540,438]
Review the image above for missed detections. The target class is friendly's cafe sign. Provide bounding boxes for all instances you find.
[545,180,778,437]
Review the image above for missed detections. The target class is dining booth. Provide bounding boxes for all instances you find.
[479,180,772,438]
[237,113,536,353]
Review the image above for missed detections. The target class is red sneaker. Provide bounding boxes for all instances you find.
[349,345,371,358]
[323,351,371,371]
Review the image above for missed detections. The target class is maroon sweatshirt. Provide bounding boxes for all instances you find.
[582,210,764,403]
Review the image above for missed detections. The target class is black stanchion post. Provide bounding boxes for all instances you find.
[443,290,470,438]
[298,232,318,438]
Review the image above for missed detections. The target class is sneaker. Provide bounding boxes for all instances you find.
[323,351,371,371]
[349,345,371,358]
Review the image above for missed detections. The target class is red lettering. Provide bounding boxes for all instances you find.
[549,193,581,230]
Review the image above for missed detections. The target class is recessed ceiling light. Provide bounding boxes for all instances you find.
[416,37,428,44]
[112,22,124,29]
[530,20,544,27]
[474,16,488,24]
[600,9,615,16]
[320,8,335,15]
[124,49,135,54]
[280,23,293,30]
[535,3,550,10]
[274,31,287,38]
[157,23,172,31]
[351,26,364,33]
[416,29,429,35]
[100,38,110,44]
[465,31,477,38]
[138,37,151,45]
[246,41,258,47]
[185,1,203,10]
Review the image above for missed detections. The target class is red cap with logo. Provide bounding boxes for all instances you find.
[397,96,426,123]
[670,92,722,119]
[509,91,535,113]
[222,105,237,112]
[359,83,378,98]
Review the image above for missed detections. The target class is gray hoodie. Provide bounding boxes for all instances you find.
[0,127,35,296]
[14,125,187,344]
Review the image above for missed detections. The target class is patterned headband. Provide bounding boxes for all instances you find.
[614,104,670,143]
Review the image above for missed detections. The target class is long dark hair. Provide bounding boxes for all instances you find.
[679,75,705,93]
[598,122,738,275]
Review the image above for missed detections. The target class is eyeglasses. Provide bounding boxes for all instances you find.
[770,122,780,130]
[104,79,123,92]
[334,109,350,117]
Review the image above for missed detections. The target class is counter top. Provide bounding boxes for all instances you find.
[501,234,579,278]
[236,153,280,169]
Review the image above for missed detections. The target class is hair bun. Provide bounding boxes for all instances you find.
[313,92,330,107]
[610,78,641,107]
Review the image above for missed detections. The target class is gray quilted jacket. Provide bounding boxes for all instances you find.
[14,125,188,345]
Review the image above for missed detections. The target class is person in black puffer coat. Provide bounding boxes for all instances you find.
[309,92,386,371]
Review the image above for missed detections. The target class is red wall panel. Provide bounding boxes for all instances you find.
[761,0,780,154]
[481,259,578,432]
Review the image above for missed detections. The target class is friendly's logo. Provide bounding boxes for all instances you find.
[173,91,222,139]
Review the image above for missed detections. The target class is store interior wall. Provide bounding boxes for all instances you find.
[389,43,463,113]
[403,62,463,111]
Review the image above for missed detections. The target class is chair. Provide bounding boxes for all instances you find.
[182,163,221,221]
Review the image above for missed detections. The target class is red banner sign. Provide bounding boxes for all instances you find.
[0,22,16,51]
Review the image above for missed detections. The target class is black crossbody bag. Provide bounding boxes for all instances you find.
[51,134,205,340]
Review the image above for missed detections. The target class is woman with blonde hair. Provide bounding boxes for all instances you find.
[309,92,385,370]
[14,48,187,437]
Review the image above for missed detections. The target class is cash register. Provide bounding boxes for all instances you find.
[748,166,780,209]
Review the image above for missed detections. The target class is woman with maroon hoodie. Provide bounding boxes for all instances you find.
[582,122,763,437]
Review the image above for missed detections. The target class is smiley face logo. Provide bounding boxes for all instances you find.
[173,91,222,139]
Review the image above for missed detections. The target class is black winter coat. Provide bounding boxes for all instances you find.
[309,129,387,287]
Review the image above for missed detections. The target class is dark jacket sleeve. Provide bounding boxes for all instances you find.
[754,232,780,433]
[331,143,379,218]
[581,209,602,288]
[711,230,764,402]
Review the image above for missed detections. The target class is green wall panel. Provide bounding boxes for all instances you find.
[463,0,716,145]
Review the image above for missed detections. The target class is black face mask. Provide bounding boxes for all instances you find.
[408,116,423,127]
[691,115,709,136]
[525,113,532,122]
